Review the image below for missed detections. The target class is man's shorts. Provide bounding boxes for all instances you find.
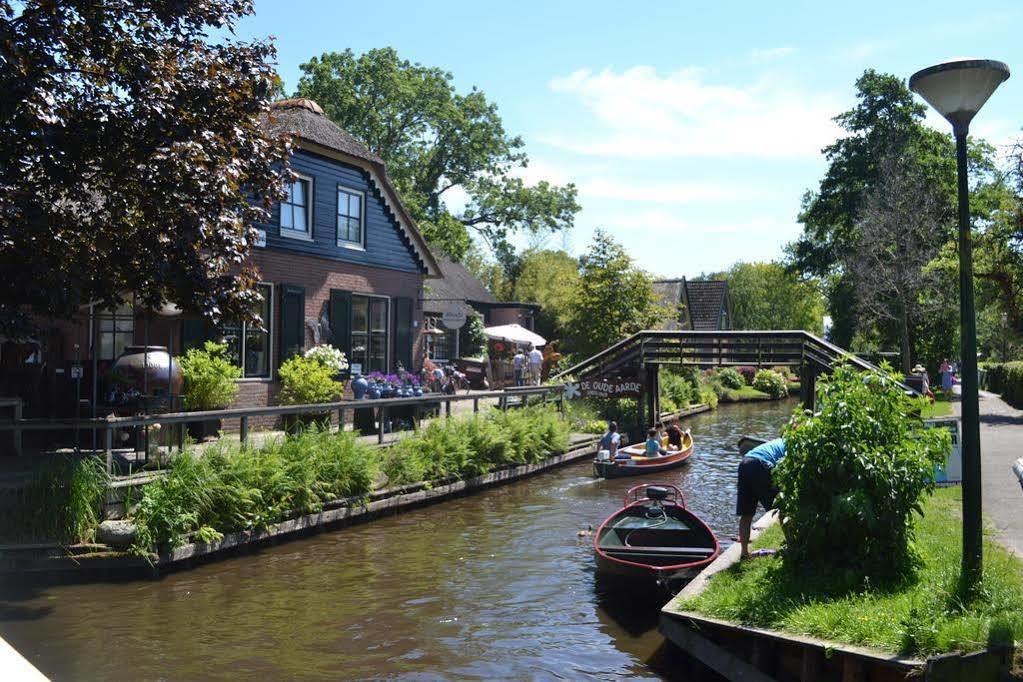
[736,455,777,516]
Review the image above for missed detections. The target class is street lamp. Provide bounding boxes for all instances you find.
[909,59,1009,585]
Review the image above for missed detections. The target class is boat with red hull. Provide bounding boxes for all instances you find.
[593,484,720,588]
[592,430,694,478]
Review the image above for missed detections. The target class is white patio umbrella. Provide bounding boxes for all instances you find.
[483,323,546,348]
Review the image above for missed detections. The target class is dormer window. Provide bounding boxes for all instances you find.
[337,186,364,248]
[280,175,313,238]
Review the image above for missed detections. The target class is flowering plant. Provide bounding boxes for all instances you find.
[304,344,349,374]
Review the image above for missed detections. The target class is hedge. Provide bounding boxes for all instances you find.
[982,361,1023,408]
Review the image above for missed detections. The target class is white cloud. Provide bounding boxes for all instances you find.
[579,178,766,204]
[844,40,890,61]
[596,208,799,238]
[544,66,843,159]
[750,47,796,63]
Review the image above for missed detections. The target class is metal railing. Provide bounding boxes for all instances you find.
[0,385,566,473]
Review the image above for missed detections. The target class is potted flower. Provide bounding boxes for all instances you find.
[278,346,346,433]
[179,341,241,441]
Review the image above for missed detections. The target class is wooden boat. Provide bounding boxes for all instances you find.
[738,436,767,456]
[593,484,720,587]
[593,430,693,478]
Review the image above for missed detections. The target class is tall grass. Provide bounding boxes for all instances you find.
[0,455,108,544]
[683,488,1023,656]
[381,406,571,486]
[131,428,377,550]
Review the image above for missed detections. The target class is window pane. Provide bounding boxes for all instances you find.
[292,179,305,206]
[351,333,368,369]
[293,206,306,233]
[349,194,361,218]
[370,299,387,332]
[370,334,386,372]
[351,296,368,333]
[221,323,242,369]
[281,204,293,229]
[99,334,113,360]
[245,325,268,377]
[114,332,132,359]
[350,217,361,243]
[116,318,134,332]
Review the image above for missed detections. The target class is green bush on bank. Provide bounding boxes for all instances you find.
[752,369,788,399]
[777,364,949,580]
[659,370,695,412]
[130,429,378,550]
[981,361,1023,408]
[713,367,745,390]
[381,406,570,486]
[0,456,108,544]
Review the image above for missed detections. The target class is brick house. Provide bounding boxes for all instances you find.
[0,98,440,422]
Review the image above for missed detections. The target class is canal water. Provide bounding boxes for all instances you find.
[0,400,794,681]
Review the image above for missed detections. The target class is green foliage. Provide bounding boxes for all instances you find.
[0,456,108,544]
[179,341,242,411]
[294,48,579,259]
[683,488,1023,656]
[713,367,745,390]
[380,406,571,485]
[981,361,1023,408]
[751,369,788,399]
[0,0,289,321]
[776,364,950,579]
[564,230,661,358]
[458,314,487,358]
[513,249,581,340]
[659,369,695,413]
[278,355,344,405]
[131,429,377,550]
[726,262,825,335]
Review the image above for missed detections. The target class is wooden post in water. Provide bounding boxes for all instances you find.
[239,416,248,447]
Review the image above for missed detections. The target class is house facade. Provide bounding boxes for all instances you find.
[653,278,731,331]
[0,98,440,421]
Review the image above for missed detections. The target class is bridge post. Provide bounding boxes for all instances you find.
[645,365,659,425]
[800,362,818,409]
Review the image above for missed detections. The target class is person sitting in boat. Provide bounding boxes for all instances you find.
[598,421,622,459]
[645,428,668,457]
[665,419,684,450]
[736,438,786,560]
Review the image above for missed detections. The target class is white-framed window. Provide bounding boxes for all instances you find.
[424,315,458,362]
[222,283,273,379]
[280,174,313,238]
[96,301,135,361]
[350,294,388,373]
[336,185,364,247]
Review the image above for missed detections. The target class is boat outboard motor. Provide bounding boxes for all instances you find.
[646,486,671,502]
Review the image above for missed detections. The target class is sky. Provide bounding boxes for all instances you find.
[237,1,1023,279]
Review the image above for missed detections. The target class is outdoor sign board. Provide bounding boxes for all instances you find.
[441,310,468,329]
[564,377,643,400]
[926,417,961,485]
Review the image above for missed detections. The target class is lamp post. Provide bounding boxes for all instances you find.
[909,59,1009,585]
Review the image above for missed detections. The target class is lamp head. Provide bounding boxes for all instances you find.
[909,59,1009,135]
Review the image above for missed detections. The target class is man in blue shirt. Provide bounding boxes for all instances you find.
[736,438,786,560]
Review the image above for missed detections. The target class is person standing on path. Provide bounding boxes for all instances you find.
[528,344,543,385]
[512,347,526,387]
[939,358,954,399]
[736,438,786,560]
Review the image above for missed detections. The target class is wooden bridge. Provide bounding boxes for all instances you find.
[555,330,883,426]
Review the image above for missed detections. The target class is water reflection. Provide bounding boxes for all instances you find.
[0,399,793,681]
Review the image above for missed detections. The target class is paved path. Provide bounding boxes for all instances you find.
[953,387,1023,555]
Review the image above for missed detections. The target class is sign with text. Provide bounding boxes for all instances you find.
[441,310,467,329]
[565,377,643,400]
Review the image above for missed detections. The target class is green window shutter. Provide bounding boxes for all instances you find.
[394,297,413,371]
[329,289,352,359]
[279,284,305,364]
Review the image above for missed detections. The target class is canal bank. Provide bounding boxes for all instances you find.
[0,399,793,680]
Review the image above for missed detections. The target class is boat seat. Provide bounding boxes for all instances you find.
[599,545,715,556]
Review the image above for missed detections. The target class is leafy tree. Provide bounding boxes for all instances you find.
[0,0,289,322]
[725,262,825,335]
[458,314,487,358]
[294,48,580,259]
[462,245,514,301]
[513,249,581,340]
[564,230,661,358]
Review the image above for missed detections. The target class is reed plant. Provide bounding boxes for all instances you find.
[130,428,377,551]
[0,455,108,544]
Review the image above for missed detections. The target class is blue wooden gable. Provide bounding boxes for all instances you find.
[257,149,425,274]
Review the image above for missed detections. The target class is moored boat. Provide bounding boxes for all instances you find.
[737,435,767,455]
[593,430,694,478]
[593,484,720,588]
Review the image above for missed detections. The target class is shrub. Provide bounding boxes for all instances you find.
[714,367,745,390]
[752,369,788,399]
[982,361,1023,408]
[131,429,377,550]
[459,314,487,359]
[660,370,695,412]
[278,355,344,405]
[179,341,241,410]
[776,364,950,580]
[736,366,757,385]
[698,383,719,409]
[0,455,108,543]
[303,344,349,375]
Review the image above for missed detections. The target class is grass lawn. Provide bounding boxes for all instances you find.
[682,487,1023,656]
[921,394,955,419]
[721,386,771,402]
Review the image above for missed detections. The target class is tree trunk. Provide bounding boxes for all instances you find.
[899,302,912,375]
